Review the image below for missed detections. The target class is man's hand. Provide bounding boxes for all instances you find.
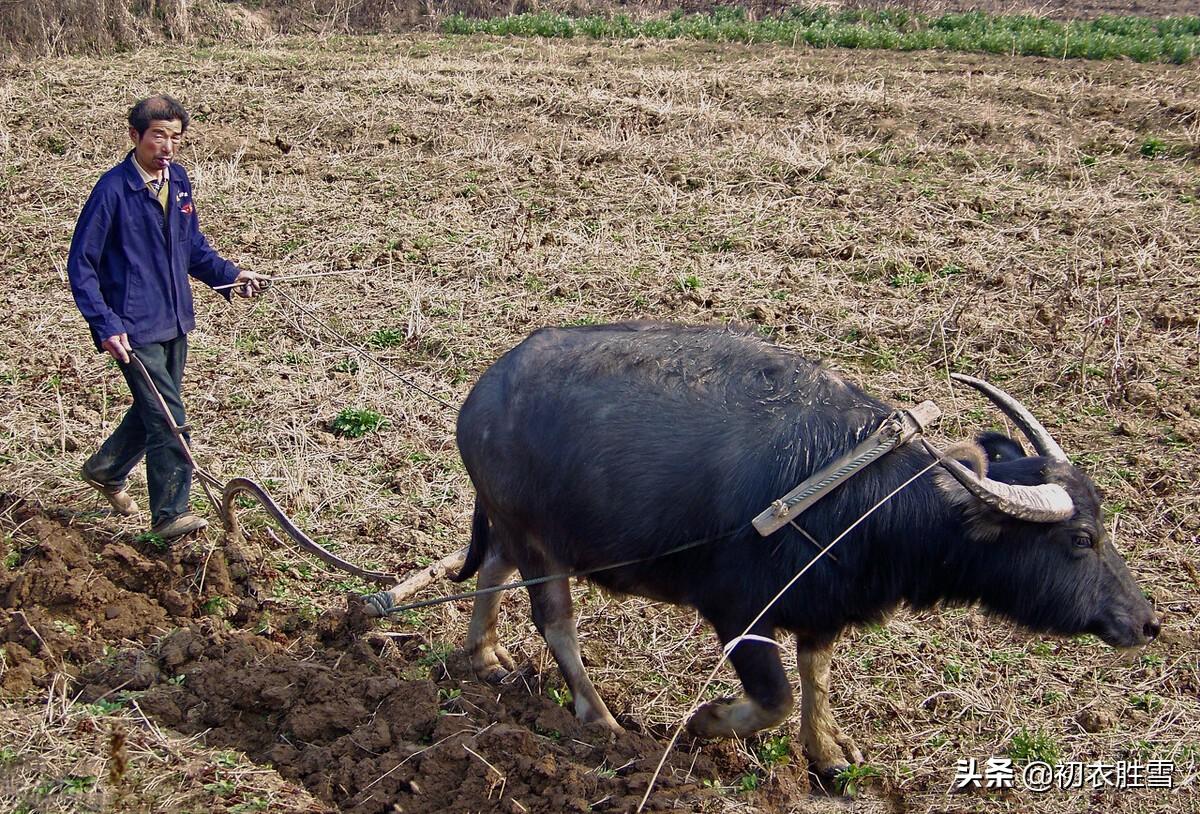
[232,270,270,298]
[101,333,132,364]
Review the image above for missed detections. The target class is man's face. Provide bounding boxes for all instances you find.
[129,118,183,176]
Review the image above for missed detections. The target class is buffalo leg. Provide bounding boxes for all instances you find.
[797,639,863,777]
[528,576,621,731]
[687,626,793,739]
[465,547,517,682]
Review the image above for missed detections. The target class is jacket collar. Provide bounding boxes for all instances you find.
[122,151,181,190]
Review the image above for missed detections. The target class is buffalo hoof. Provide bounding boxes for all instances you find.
[471,643,517,684]
[805,731,866,792]
[686,696,785,739]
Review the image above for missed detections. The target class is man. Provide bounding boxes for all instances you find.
[67,94,266,540]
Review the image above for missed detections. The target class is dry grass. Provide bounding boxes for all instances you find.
[0,676,327,812]
[0,28,1198,812]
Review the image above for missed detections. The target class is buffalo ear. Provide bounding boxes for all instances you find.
[976,431,1026,464]
[932,464,1004,543]
[945,441,988,479]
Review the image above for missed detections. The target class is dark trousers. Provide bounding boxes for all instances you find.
[84,336,192,525]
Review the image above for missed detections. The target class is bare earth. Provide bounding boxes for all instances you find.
[0,20,1198,814]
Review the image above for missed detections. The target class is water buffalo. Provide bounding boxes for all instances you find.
[452,321,1159,776]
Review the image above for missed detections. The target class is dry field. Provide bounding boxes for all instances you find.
[1,22,1199,814]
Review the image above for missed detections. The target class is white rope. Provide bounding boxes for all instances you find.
[636,458,940,811]
[722,634,781,656]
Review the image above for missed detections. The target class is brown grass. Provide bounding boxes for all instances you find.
[1,27,1198,813]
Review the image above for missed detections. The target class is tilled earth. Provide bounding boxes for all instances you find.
[1,496,809,813]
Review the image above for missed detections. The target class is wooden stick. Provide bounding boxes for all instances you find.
[383,547,468,604]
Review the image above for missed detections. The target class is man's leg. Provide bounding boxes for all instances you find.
[82,396,147,515]
[122,337,193,527]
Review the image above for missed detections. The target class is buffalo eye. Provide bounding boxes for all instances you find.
[1071,533,1094,549]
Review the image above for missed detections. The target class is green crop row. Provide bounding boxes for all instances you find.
[442,7,1200,64]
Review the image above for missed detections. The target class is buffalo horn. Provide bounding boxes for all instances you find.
[950,373,1069,462]
[922,440,1075,523]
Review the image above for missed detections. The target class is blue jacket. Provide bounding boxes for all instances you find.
[68,153,241,349]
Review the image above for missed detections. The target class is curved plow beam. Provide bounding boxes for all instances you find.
[221,476,397,585]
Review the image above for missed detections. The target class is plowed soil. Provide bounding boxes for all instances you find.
[2,496,797,813]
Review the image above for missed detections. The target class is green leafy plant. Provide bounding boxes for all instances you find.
[1008,728,1061,764]
[61,775,97,794]
[204,778,236,797]
[134,531,169,551]
[202,596,230,616]
[736,772,760,792]
[1140,137,1170,158]
[415,641,453,668]
[84,698,124,715]
[942,659,965,682]
[889,268,930,287]
[367,328,404,348]
[332,408,386,438]
[3,539,19,569]
[1129,692,1163,712]
[547,686,573,707]
[835,763,881,796]
[756,735,791,768]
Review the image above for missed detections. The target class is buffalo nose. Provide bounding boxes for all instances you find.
[1144,617,1161,640]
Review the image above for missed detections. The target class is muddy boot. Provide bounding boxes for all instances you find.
[150,512,208,540]
[81,465,140,516]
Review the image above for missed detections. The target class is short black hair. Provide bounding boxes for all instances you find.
[128,94,190,137]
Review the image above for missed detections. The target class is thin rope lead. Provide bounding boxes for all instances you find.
[372,524,747,616]
[271,286,460,412]
[211,269,364,290]
[636,457,940,812]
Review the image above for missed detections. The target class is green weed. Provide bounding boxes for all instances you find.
[889,268,930,287]
[756,735,791,768]
[1130,692,1163,712]
[202,596,230,616]
[84,698,124,715]
[135,531,169,551]
[204,778,236,796]
[416,641,453,667]
[367,328,404,348]
[332,408,386,438]
[51,619,79,636]
[1140,137,1171,158]
[736,772,760,792]
[1008,728,1061,764]
[835,764,881,796]
[942,660,966,682]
